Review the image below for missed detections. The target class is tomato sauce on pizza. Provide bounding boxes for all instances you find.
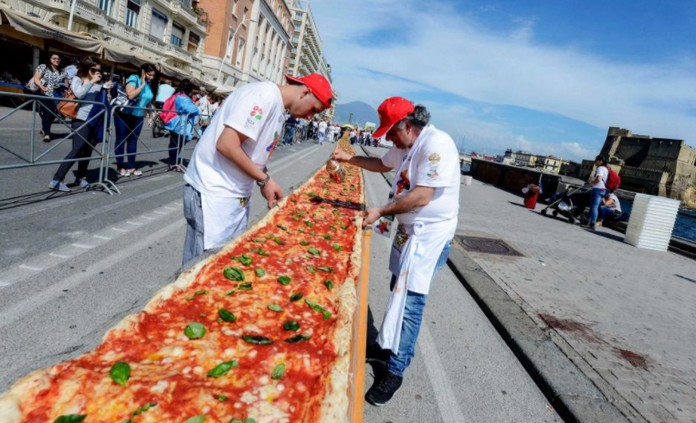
[0,141,364,423]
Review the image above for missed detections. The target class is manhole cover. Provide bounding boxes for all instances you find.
[455,235,523,256]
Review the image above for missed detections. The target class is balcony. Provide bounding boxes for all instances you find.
[104,17,194,65]
[45,0,108,27]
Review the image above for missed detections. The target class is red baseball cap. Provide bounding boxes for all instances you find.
[372,96,415,138]
[285,73,333,109]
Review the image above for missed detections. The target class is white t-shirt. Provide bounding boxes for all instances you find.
[184,81,285,198]
[593,166,608,189]
[318,121,327,134]
[381,124,461,225]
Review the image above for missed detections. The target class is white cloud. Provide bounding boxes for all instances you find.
[311,0,696,161]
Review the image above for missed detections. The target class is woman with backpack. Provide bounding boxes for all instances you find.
[163,79,199,172]
[113,63,156,177]
[48,57,112,192]
[26,53,69,142]
[585,155,609,230]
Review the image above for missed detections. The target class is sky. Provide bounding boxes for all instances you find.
[309,0,696,162]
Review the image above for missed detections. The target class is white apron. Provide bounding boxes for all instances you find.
[201,193,250,250]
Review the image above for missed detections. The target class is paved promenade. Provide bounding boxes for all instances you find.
[442,166,696,422]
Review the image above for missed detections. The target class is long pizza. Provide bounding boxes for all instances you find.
[0,139,364,423]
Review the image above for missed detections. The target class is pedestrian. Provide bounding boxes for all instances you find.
[196,89,211,133]
[163,79,199,172]
[597,191,622,226]
[49,57,112,192]
[181,73,333,265]
[282,115,298,145]
[330,96,460,406]
[154,78,175,109]
[585,155,609,229]
[317,119,327,145]
[25,53,69,142]
[113,63,156,177]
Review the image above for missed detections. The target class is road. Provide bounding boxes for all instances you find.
[0,138,560,422]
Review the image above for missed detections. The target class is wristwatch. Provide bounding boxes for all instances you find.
[256,174,270,188]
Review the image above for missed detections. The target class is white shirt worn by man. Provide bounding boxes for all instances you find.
[184,81,285,249]
[318,121,327,134]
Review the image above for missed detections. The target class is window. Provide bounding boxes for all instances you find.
[171,23,185,47]
[98,0,113,15]
[236,39,246,66]
[149,9,168,40]
[232,0,238,15]
[125,0,141,28]
[188,32,200,53]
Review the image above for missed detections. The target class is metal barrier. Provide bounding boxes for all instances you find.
[0,91,200,196]
[0,90,115,194]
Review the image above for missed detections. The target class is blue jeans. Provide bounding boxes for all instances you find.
[113,111,144,169]
[385,239,452,377]
[589,188,607,225]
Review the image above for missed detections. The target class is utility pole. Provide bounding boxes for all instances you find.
[348,113,353,124]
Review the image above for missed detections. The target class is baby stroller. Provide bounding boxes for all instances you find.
[540,184,592,224]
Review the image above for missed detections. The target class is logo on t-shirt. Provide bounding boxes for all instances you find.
[251,105,264,120]
[267,131,280,154]
[395,170,410,196]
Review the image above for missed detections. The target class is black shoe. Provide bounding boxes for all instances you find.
[365,372,403,406]
[365,343,391,363]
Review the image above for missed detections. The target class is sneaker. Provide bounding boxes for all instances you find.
[365,372,403,406]
[75,178,90,189]
[365,343,392,363]
[49,180,71,192]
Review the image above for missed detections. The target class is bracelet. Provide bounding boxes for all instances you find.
[256,174,270,188]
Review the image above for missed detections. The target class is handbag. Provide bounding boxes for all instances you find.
[112,89,133,108]
[56,88,79,119]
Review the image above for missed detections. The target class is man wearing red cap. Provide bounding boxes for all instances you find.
[332,97,460,406]
[181,73,333,265]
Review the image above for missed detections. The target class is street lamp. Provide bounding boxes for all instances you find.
[216,17,256,83]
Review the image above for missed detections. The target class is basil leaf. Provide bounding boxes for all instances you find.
[231,419,257,423]
[289,292,303,302]
[285,334,311,343]
[225,289,236,296]
[307,247,321,257]
[332,244,342,251]
[218,308,237,323]
[272,236,285,245]
[132,402,158,416]
[242,335,273,345]
[184,322,207,339]
[207,360,238,378]
[277,224,288,232]
[324,280,334,290]
[304,220,314,227]
[237,282,253,290]
[255,268,266,278]
[215,394,228,401]
[277,275,291,286]
[322,234,332,240]
[299,240,310,246]
[306,266,316,274]
[268,304,283,312]
[185,289,209,301]
[237,254,252,266]
[271,363,286,380]
[317,266,333,273]
[183,415,205,423]
[109,361,131,386]
[54,415,86,423]
[283,320,300,331]
[305,299,332,320]
[223,267,244,281]
[255,248,270,257]
[252,238,264,242]
[340,223,348,230]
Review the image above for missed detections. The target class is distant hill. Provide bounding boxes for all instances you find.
[334,101,378,127]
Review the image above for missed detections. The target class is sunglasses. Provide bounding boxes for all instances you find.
[90,67,101,72]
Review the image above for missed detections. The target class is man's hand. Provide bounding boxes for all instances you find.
[261,177,283,209]
[362,207,382,227]
[331,149,353,163]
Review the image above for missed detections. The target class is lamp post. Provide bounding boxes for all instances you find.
[216,17,256,84]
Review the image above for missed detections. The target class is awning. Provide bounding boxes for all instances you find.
[0,5,101,53]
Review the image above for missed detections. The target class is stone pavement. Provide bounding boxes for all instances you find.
[450,175,696,422]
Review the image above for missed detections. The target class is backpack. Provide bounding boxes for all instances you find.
[605,166,621,191]
[159,93,183,124]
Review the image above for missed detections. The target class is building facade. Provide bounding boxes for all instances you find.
[0,0,210,83]
[199,0,293,91]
